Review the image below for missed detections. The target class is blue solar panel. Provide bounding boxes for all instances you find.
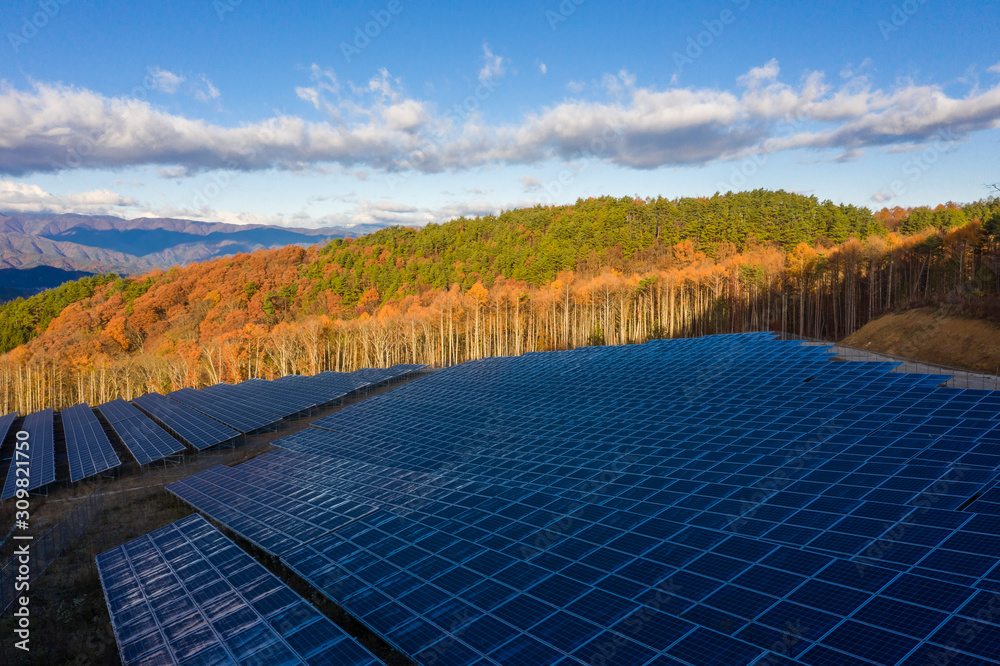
[97,335,1000,663]
[62,403,121,482]
[0,412,15,445]
[132,392,240,450]
[167,464,375,555]
[167,386,284,433]
[98,399,185,465]
[1,408,54,500]
[95,513,380,665]
[97,397,144,423]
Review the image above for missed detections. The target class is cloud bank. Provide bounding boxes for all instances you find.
[2,61,1000,177]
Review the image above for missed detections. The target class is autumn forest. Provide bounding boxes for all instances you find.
[2,189,998,415]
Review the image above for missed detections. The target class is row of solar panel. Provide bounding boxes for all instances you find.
[96,513,380,665]
[0,364,425,500]
[0,402,187,499]
[0,408,55,501]
[157,334,1000,664]
[168,364,425,434]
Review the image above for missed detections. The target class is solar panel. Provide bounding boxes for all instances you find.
[97,397,144,424]
[0,412,16,444]
[95,513,381,665]
[0,412,18,495]
[62,403,121,482]
[1,408,54,500]
[96,335,1000,663]
[97,400,185,465]
[167,464,376,555]
[167,386,284,433]
[273,371,372,406]
[132,392,240,450]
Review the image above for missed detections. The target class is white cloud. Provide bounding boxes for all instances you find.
[990,63,1000,75]
[520,175,544,192]
[539,63,547,75]
[479,43,506,82]
[737,58,780,88]
[3,61,1000,177]
[149,67,185,94]
[193,75,220,102]
[0,181,138,214]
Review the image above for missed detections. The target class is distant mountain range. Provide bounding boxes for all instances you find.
[0,212,384,300]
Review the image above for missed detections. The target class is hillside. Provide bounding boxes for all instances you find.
[0,190,997,414]
[842,308,1000,374]
[0,212,384,277]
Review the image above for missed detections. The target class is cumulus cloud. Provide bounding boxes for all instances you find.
[539,63,548,75]
[149,67,185,94]
[0,181,138,214]
[738,58,781,87]
[479,43,506,82]
[3,61,1000,177]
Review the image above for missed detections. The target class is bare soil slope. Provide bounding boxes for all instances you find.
[842,307,1000,374]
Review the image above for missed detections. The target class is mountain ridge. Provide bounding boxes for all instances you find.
[0,212,384,277]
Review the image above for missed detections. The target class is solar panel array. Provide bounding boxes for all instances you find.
[165,334,1000,665]
[132,392,240,450]
[212,379,318,418]
[95,513,381,665]
[272,373,373,406]
[0,364,422,501]
[98,399,186,465]
[167,465,376,556]
[168,387,285,434]
[162,364,426,435]
[1,408,54,500]
[349,364,426,388]
[62,403,122,482]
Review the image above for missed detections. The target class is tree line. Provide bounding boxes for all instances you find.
[0,191,997,414]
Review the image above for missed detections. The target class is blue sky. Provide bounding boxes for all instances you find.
[1,0,998,228]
